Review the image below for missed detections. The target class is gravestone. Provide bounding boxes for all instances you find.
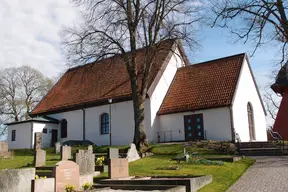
[61,145,72,160]
[34,132,42,150]
[0,168,35,192]
[88,145,93,152]
[108,158,129,179]
[0,142,11,158]
[55,142,61,154]
[52,161,80,192]
[108,148,119,159]
[74,150,95,174]
[126,143,140,162]
[0,142,8,153]
[34,149,46,167]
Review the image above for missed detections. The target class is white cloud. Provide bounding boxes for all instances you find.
[0,0,81,77]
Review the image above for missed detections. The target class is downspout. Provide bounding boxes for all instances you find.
[82,109,86,140]
[30,122,33,149]
[229,106,235,142]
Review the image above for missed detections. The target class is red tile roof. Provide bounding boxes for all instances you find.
[31,39,182,116]
[158,53,246,115]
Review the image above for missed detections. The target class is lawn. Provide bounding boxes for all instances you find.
[0,143,254,192]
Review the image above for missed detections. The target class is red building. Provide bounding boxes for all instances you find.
[271,64,288,140]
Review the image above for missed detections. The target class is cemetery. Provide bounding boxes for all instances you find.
[0,134,254,192]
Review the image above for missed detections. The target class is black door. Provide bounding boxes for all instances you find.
[51,130,58,147]
[184,114,204,141]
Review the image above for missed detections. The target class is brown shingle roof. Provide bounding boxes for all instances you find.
[31,39,182,116]
[158,53,246,115]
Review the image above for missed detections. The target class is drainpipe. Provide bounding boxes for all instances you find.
[30,122,33,149]
[82,109,86,140]
[229,106,235,142]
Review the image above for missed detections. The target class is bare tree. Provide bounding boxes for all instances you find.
[211,0,288,65]
[0,66,54,123]
[263,86,280,122]
[62,0,202,149]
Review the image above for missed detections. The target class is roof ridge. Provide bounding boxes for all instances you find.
[67,39,177,73]
[187,53,246,68]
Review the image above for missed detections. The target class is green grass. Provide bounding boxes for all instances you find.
[0,143,254,192]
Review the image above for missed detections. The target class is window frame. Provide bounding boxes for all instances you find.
[100,113,110,135]
[11,130,16,141]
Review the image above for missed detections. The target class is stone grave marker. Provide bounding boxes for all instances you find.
[52,161,80,192]
[88,145,93,152]
[61,145,72,160]
[0,142,11,159]
[34,132,42,150]
[126,143,140,162]
[74,149,95,174]
[108,158,129,179]
[34,149,46,167]
[108,148,119,159]
[55,142,61,154]
[0,142,8,153]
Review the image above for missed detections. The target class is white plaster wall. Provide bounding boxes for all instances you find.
[32,123,58,148]
[8,123,31,149]
[232,58,267,142]
[49,110,83,143]
[158,107,232,142]
[148,49,184,143]
[85,101,136,146]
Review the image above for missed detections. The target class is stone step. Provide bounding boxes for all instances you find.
[238,142,279,149]
[239,148,283,156]
[94,184,184,191]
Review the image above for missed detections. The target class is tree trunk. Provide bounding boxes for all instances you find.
[129,70,148,151]
[132,95,148,151]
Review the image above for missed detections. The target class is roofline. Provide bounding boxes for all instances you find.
[244,54,267,116]
[5,119,59,126]
[157,105,231,116]
[190,53,246,66]
[147,41,186,97]
[30,95,133,117]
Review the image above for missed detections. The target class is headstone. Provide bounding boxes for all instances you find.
[32,178,55,192]
[34,149,46,167]
[55,142,61,154]
[34,132,42,150]
[79,173,94,190]
[61,145,72,160]
[126,143,140,162]
[88,145,93,152]
[0,142,11,158]
[108,148,119,159]
[108,158,129,179]
[75,150,95,174]
[0,142,8,153]
[0,168,35,192]
[52,161,80,192]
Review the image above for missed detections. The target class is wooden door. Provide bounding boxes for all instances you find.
[51,129,58,147]
[184,114,204,141]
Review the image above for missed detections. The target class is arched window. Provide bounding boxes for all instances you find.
[100,113,109,134]
[247,102,255,141]
[61,119,67,138]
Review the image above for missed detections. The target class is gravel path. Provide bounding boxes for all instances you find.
[227,156,288,192]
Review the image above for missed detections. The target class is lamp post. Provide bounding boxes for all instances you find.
[108,98,112,146]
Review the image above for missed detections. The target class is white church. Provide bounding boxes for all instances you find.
[6,39,267,149]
